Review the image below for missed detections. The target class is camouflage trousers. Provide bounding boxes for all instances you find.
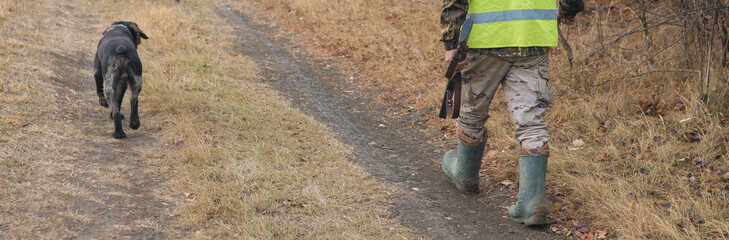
[456,52,552,150]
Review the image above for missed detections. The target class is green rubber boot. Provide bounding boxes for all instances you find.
[441,133,486,194]
[508,154,550,225]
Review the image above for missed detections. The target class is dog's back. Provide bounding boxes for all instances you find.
[93,22,148,139]
[96,27,141,78]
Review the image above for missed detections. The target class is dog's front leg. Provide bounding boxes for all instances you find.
[129,75,142,130]
[94,57,108,107]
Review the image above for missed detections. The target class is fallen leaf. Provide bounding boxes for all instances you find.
[485,149,499,159]
[585,232,595,240]
[572,139,585,147]
[500,180,514,186]
[674,102,686,111]
[720,117,729,125]
[411,187,420,191]
[638,94,665,116]
[639,94,651,111]
[722,172,729,181]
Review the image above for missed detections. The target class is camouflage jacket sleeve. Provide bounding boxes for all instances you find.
[440,0,585,51]
[559,0,585,19]
[439,0,468,51]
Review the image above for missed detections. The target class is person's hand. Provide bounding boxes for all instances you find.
[558,13,576,25]
[445,49,469,72]
[550,42,561,54]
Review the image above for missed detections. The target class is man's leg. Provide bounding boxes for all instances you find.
[442,52,510,194]
[503,53,552,149]
[501,53,552,225]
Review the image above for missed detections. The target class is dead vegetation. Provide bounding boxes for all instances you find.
[231,0,729,238]
[94,0,420,238]
[1,0,418,238]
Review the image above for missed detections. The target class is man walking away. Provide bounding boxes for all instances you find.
[439,0,584,226]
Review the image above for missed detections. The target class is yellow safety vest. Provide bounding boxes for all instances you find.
[464,0,558,48]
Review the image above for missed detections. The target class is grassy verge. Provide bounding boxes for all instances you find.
[1,0,418,238]
[1,0,97,237]
[96,0,418,238]
[227,0,729,238]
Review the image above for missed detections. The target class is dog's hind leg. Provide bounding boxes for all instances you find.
[111,87,126,139]
[110,78,127,120]
[129,74,142,130]
[105,64,126,139]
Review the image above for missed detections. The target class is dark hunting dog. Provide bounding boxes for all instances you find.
[94,21,148,139]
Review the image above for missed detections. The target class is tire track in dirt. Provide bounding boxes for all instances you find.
[5,1,176,238]
[219,4,554,240]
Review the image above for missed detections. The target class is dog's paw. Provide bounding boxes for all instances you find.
[99,98,109,108]
[112,131,127,139]
[130,120,140,130]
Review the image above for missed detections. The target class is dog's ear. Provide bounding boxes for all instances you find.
[128,22,149,44]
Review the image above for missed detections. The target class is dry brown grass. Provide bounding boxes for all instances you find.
[227,0,444,109]
[0,0,101,237]
[232,0,729,238]
[96,0,419,238]
[1,0,419,238]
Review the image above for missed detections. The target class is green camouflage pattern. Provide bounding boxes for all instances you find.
[440,0,468,50]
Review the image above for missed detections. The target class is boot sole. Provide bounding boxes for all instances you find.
[452,180,480,194]
[510,211,551,226]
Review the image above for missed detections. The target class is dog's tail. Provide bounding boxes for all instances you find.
[109,45,130,81]
[113,45,129,70]
[115,45,128,55]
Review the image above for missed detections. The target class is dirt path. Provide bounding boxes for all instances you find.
[219,4,554,240]
[1,1,175,238]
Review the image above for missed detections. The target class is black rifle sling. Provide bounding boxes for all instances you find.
[439,15,471,119]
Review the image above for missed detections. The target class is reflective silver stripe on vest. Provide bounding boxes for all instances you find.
[470,9,557,24]
[458,14,473,43]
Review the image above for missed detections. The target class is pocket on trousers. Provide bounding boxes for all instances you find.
[465,77,489,101]
[535,66,553,104]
